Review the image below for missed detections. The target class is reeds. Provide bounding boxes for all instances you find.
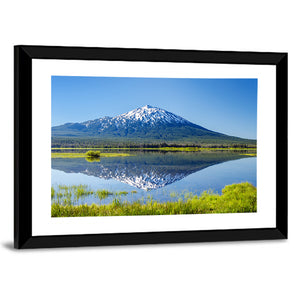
[51,182,257,217]
[51,152,132,158]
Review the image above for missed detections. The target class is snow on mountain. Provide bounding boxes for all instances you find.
[81,164,188,190]
[82,105,191,129]
[115,105,190,125]
[52,104,255,145]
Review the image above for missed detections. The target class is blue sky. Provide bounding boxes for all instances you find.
[51,76,257,139]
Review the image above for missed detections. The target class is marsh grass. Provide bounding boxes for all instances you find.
[51,182,257,217]
[51,185,128,206]
[115,191,129,196]
[96,189,113,200]
[51,184,94,205]
[51,152,132,158]
[157,147,256,152]
[52,147,257,152]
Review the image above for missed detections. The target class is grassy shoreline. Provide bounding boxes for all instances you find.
[51,152,133,158]
[51,182,257,217]
[51,147,256,159]
[52,146,256,152]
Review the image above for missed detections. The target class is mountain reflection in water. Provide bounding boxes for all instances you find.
[51,152,248,191]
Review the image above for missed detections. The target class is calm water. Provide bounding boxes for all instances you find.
[51,151,256,205]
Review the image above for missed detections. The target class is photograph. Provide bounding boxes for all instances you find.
[5,2,294,298]
[51,76,257,217]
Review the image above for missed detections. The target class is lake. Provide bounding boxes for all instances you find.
[51,151,256,205]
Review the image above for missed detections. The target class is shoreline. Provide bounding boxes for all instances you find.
[51,182,257,217]
[51,152,133,158]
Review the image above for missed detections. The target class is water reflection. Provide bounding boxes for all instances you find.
[85,157,100,163]
[52,152,247,191]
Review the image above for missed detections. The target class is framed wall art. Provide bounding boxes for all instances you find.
[14,45,288,249]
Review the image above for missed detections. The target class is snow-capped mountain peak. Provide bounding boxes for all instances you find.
[53,104,250,145]
[80,105,192,130]
[113,105,190,126]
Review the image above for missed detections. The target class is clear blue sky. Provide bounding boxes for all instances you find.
[52,76,257,139]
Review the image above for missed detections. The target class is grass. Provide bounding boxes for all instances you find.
[51,152,133,158]
[51,147,256,159]
[95,189,113,200]
[51,182,257,217]
[51,184,94,205]
[51,184,128,204]
[52,147,112,150]
[156,147,256,152]
[52,146,256,152]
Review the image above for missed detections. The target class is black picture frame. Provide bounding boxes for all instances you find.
[14,45,288,249]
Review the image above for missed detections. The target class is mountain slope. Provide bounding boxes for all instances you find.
[52,105,256,145]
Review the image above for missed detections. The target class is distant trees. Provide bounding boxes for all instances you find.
[51,137,256,149]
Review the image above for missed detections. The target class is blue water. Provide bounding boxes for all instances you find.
[51,152,256,205]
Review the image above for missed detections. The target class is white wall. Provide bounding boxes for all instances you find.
[0,1,298,299]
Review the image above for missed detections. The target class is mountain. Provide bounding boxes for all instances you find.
[52,105,256,146]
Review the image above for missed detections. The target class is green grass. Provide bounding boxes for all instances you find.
[95,189,113,200]
[52,146,256,152]
[51,152,133,158]
[52,184,129,204]
[51,182,257,217]
[52,147,108,150]
[51,184,94,205]
[156,147,256,152]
